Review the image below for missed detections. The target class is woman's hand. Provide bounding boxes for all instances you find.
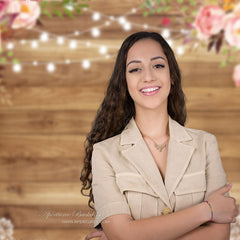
[85,229,108,240]
[206,183,238,223]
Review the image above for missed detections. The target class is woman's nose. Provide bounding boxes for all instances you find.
[143,68,155,82]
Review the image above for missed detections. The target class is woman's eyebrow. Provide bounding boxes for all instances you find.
[127,56,166,67]
[151,56,166,61]
[126,60,141,67]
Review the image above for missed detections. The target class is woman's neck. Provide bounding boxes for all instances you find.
[134,109,169,140]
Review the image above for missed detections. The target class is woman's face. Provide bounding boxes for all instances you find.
[126,38,171,113]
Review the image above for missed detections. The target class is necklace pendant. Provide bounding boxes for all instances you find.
[154,142,166,152]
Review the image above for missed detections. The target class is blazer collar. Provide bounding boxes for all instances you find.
[120,115,195,209]
[120,115,192,145]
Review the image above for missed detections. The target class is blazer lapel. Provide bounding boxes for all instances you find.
[120,116,195,209]
[120,118,171,208]
[164,116,195,199]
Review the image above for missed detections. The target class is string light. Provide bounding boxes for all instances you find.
[13,64,21,72]
[7,42,14,50]
[40,32,49,42]
[33,61,38,66]
[82,60,91,69]
[93,12,101,21]
[69,40,77,49]
[57,36,64,45]
[31,41,38,48]
[177,46,184,55]
[162,29,170,38]
[91,28,100,37]
[123,22,131,31]
[47,62,55,72]
[99,45,107,54]
[5,6,192,73]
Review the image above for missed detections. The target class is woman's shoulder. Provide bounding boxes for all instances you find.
[183,124,217,143]
[93,133,122,150]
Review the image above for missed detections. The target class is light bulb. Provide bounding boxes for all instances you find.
[74,31,80,36]
[162,29,170,38]
[57,37,64,45]
[91,28,100,37]
[123,22,131,31]
[33,61,38,66]
[13,64,21,73]
[177,46,184,55]
[47,63,55,72]
[31,41,38,48]
[65,59,71,64]
[143,24,148,29]
[20,40,26,44]
[40,32,49,42]
[118,17,126,25]
[7,42,14,50]
[82,60,90,69]
[93,12,101,21]
[99,46,107,54]
[86,41,91,47]
[69,40,77,49]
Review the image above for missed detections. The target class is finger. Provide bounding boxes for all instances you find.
[217,183,232,195]
[85,230,103,240]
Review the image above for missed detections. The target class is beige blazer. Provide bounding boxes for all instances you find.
[92,115,227,228]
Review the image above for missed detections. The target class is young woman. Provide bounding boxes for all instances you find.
[80,32,238,240]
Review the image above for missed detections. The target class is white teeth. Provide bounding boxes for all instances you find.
[141,87,159,93]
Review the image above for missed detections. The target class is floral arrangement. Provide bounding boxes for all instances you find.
[0,217,14,240]
[140,0,240,87]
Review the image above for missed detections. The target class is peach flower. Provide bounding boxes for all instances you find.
[195,5,225,39]
[233,64,240,87]
[6,0,40,29]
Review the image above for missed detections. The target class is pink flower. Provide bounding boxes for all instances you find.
[6,0,40,29]
[224,16,240,48]
[224,3,240,49]
[0,0,9,17]
[161,17,171,26]
[233,64,240,87]
[195,5,225,39]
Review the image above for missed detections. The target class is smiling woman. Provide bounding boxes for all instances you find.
[80,32,238,240]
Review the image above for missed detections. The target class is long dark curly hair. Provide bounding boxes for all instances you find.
[80,31,187,209]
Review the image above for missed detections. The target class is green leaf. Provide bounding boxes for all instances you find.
[1,57,6,64]
[192,10,198,16]
[190,0,196,5]
[220,60,227,67]
[40,0,48,9]
[146,0,152,7]
[140,4,146,9]
[164,0,170,4]
[143,11,149,17]
[151,8,156,14]
[42,9,53,18]
[157,7,162,12]
[53,9,63,17]
[177,0,183,4]
[164,6,171,11]
[221,48,229,54]
[181,6,188,12]
[233,46,239,52]
[229,56,234,62]
[156,0,161,4]
[75,7,82,14]
[12,58,19,64]
[64,7,74,18]
[7,51,13,57]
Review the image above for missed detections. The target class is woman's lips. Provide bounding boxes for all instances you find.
[140,86,161,96]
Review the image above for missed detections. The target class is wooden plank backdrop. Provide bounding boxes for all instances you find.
[0,0,239,239]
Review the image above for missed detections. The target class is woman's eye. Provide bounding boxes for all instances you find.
[154,64,165,69]
[128,68,140,73]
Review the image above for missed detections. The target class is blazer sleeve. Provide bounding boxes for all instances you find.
[204,133,228,200]
[91,144,131,229]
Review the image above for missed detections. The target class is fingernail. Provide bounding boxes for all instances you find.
[228,183,232,187]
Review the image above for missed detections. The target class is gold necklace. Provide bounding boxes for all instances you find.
[143,135,169,152]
